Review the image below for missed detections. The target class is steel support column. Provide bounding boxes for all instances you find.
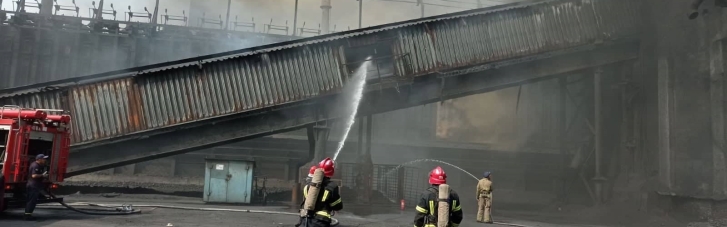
[313,124,330,163]
[559,76,567,203]
[593,67,606,204]
[363,114,373,203]
[356,117,366,204]
[710,40,726,196]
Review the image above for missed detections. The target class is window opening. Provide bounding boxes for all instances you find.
[0,129,8,169]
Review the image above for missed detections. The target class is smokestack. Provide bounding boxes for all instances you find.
[321,0,331,34]
[689,0,705,20]
[224,0,231,29]
[96,0,104,20]
[151,0,159,25]
[40,0,53,15]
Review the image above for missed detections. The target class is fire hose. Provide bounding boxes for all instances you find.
[39,202,339,226]
[44,194,140,215]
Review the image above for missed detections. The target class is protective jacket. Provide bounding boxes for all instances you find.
[298,178,343,227]
[476,178,493,198]
[414,186,463,227]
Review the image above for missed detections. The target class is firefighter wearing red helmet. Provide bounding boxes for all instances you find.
[414,166,463,227]
[298,158,343,227]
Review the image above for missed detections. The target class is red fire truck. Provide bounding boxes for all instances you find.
[0,106,71,212]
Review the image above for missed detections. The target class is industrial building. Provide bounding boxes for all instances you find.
[1,0,726,225]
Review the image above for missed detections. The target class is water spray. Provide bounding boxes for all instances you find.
[382,159,479,182]
[332,56,371,162]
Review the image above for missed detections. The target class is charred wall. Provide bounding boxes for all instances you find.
[638,0,727,200]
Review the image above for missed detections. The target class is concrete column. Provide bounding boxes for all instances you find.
[313,125,330,163]
[593,67,606,204]
[321,0,331,34]
[558,77,567,202]
[40,0,53,15]
[657,57,673,192]
[170,158,177,177]
[710,40,726,196]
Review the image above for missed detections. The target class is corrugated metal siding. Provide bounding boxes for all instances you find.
[0,0,639,146]
[16,44,342,144]
[394,0,640,75]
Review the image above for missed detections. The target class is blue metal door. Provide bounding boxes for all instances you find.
[204,161,229,203]
[226,161,253,203]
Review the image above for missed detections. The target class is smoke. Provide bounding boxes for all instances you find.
[435,86,526,151]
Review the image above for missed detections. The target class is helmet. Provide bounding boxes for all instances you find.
[483,171,491,178]
[429,166,447,185]
[308,166,317,177]
[318,157,335,177]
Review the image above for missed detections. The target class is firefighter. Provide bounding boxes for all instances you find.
[297,165,320,227]
[297,158,343,227]
[25,154,49,221]
[476,171,493,223]
[414,166,463,227]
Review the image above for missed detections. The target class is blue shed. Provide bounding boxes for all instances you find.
[203,159,255,204]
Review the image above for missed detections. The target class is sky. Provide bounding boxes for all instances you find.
[2,0,518,32]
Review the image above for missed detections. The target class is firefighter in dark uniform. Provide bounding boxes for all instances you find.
[25,154,49,221]
[414,166,463,227]
[297,158,343,227]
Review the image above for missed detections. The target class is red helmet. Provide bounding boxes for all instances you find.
[318,157,335,177]
[307,166,317,177]
[429,166,447,185]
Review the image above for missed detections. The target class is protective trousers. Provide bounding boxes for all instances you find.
[297,217,331,227]
[25,186,40,214]
[477,195,492,223]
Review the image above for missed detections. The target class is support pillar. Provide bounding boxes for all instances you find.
[593,67,607,204]
[356,118,365,204]
[355,115,374,204]
[313,124,330,163]
[364,115,373,202]
[169,158,176,177]
[293,125,321,207]
[558,76,567,203]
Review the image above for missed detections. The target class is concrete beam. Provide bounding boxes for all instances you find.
[66,41,639,177]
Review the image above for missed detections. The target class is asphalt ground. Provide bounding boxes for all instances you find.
[0,194,635,227]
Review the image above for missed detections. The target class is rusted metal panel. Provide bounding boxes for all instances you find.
[0,0,637,147]
[20,43,344,144]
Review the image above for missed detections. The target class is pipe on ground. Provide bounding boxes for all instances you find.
[41,202,339,226]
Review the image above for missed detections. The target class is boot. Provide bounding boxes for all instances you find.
[23,214,36,221]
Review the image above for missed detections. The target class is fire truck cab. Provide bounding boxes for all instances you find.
[0,106,71,212]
